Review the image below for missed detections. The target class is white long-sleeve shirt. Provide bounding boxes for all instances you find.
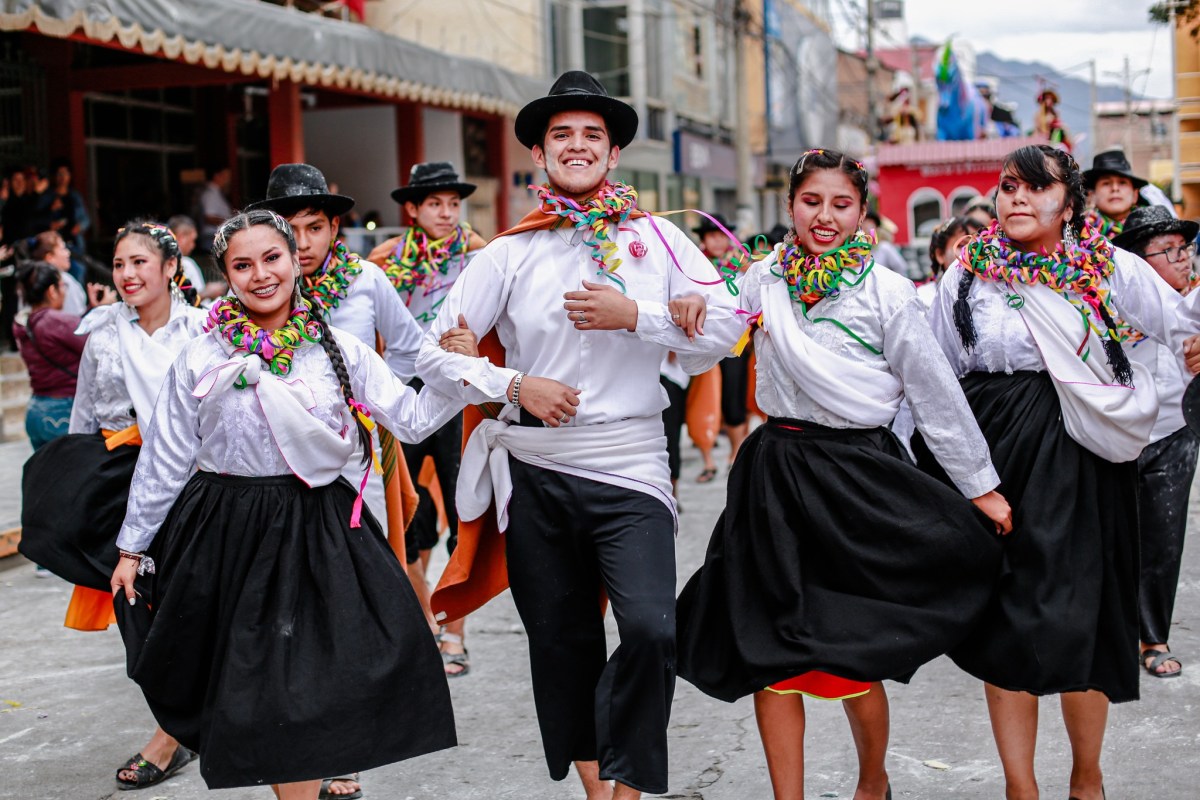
[415,215,745,424]
[742,254,998,498]
[322,257,424,382]
[69,302,207,433]
[115,327,462,552]
[929,248,1200,380]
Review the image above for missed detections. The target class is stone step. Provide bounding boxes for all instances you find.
[0,353,31,442]
[0,352,26,375]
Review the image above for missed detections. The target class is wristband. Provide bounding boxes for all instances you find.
[119,550,143,562]
[510,372,526,408]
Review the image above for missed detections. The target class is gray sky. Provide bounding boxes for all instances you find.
[833,0,1174,99]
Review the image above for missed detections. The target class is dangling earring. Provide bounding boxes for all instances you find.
[1062,222,1078,248]
[169,277,185,305]
[292,267,303,308]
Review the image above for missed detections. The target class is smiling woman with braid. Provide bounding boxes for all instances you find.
[108,210,472,799]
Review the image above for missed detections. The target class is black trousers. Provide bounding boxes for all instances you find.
[1137,426,1200,644]
[505,457,676,795]
[403,399,463,562]
[660,375,687,481]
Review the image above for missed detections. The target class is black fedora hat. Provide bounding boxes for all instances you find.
[693,213,735,237]
[1111,205,1199,253]
[391,162,476,206]
[1083,148,1148,190]
[514,70,638,150]
[245,163,355,218]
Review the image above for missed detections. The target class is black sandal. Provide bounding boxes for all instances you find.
[115,745,196,790]
[319,774,364,799]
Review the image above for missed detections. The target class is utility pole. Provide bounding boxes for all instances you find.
[1089,59,1097,157]
[1170,0,1182,205]
[865,0,878,144]
[733,0,757,234]
[1105,56,1151,162]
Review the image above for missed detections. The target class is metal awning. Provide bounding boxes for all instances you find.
[0,0,545,115]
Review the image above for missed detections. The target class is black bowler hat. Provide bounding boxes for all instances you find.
[391,162,476,206]
[514,70,638,150]
[1111,205,1199,253]
[245,163,356,218]
[1083,148,1148,190]
[693,213,735,237]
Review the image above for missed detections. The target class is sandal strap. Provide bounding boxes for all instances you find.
[439,632,464,646]
[1145,650,1181,671]
[116,755,164,785]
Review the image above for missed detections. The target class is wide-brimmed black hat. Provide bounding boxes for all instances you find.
[693,213,735,237]
[391,162,476,206]
[514,70,638,150]
[245,163,356,217]
[1083,148,1148,190]
[1111,205,1199,253]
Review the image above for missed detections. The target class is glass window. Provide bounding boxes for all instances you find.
[583,4,629,96]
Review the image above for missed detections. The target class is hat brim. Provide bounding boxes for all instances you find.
[1112,217,1199,252]
[245,193,356,218]
[1083,168,1149,190]
[514,94,638,150]
[391,181,477,206]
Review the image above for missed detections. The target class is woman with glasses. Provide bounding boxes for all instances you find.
[1113,205,1200,679]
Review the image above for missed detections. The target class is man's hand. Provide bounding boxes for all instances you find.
[439,314,480,357]
[1186,334,1200,376]
[668,294,708,341]
[563,280,638,332]
[510,375,581,427]
[971,489,1013,536]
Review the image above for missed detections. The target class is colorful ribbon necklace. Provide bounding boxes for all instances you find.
[383,224,471,296]
[1084,208,1124,241]
[960,220,1138,342]
[709,249,750,296]
[774,231,876,305]
[205,297,323,377]
[535,181,639,292]
[303,240,362,316]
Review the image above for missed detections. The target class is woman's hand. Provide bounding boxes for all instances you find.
[110,557,139,605]
[87,283,117,307]
[1185,334,1200,375]
[439,314,479,357]
[563,281,638,332]
[510,375,581,427]
[668,294,708,341]
[971,489,1013,535]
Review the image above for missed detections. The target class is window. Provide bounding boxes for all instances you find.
[583,4,630,97]
[908,189,945,242]
[949,186,979,216]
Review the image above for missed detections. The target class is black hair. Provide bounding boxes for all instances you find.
[928,216,973,276]
[213,209,372,466]
[15,261,62,307]
[114,219,182,265]
[786,148,869,209]
[1001,144,1085,235]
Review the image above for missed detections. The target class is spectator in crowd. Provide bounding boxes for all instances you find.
[194,165,233,254]
[864,208,909,275]
[166,215,226,302]
[47,158,92,284]
[963,195,997,228]
[13,261,87,449]
[19,231,89,317]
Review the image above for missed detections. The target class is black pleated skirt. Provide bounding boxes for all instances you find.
[676,418,1002,703]
[20,433,139,590]
[115,471,457,789]
[922,371,1140,702]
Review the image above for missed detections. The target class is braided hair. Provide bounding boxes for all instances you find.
[213,209,373,465]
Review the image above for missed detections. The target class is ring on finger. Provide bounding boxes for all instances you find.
[672,313,680,319]
[559,414,570,424]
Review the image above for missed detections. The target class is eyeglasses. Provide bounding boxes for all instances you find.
[1142,243,1196,263]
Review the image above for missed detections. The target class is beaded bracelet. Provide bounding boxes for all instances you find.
[510,372,526,408]
[119,550,143,562]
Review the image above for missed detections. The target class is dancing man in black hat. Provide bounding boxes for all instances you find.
[366,162,488,678]
[1083,147,1149,241]
[416,71,745,799]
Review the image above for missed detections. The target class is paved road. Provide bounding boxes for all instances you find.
[1,435,1198,799]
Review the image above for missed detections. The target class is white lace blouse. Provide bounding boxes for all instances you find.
[115,327,462,552]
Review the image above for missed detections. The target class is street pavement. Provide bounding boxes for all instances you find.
[1,433,1198,799]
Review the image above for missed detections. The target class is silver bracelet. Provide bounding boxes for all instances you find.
[510,372,526,407]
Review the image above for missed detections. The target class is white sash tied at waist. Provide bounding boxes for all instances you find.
[1010,282,1157,462]
[192,355,356,487]
[759,265,903,428]
[458,414,676,532]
